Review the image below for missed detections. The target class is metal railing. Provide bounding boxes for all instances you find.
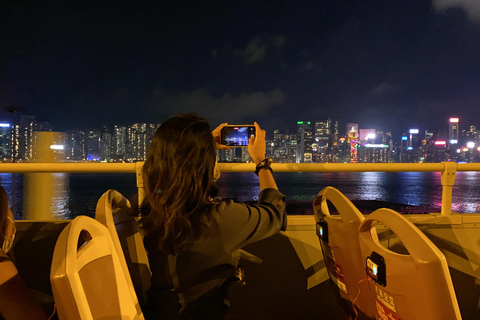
[2,161,480,216]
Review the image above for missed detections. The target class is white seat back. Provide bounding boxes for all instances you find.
[358,208,462,320]
[95,189,151,307]
[50,216,144,320]
[313,186,376,318]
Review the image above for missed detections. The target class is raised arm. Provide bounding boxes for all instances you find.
[248,122,277,191]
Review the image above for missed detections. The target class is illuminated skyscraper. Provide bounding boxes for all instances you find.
[0,122,11,160]
[65,130,86,160]
[346,123,358,163]
[296,121,312,163]
[314,119,332,147]
[112,125,127,160]
[449,117,459,146]
[313,119,339,162]
[346,123,358,140]
[409,128,419,149]
[14,115,36,161]
[146,124,160,151]
[86,130,101,161]
[127,123,147,161]
[100,127,112,161]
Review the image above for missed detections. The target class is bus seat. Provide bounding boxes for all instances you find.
[358,208,462,320]
[50,216,144,320]
[313,186,376,318]
[95,189,151,307]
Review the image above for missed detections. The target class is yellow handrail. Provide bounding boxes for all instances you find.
[2,162,480,173]
[3,161,480,216]
[0,162,137,173]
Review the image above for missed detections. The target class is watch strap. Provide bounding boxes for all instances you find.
[255,158,273,176]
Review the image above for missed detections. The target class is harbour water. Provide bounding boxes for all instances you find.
[2,171,480,218]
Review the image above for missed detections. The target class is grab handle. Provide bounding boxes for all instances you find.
[313,186,364,223]
[359,208,443,262]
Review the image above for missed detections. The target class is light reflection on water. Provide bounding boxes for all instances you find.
[1,171,480,218]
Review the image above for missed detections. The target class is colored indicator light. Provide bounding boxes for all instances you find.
[449,118,459,123]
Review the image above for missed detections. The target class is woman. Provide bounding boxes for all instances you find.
[0,186,46,320]
[141,113,286,319]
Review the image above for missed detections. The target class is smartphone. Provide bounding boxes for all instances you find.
[220,125,256,147]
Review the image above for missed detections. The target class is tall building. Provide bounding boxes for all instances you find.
[314,119,332,147]
[65,130,86,161]
[112,125,127,161]
[449,117,459,147]
[346,123,358,163]
[86,130,101,161]
[146,124,160,152]
[384,131,394,162]
[285,130,297,163]
[100,128,112,161]
[127,123,147,161]
[463,125,479,146]
[14,115,36,161]
[272,129,288,162]
[409,128,420,149]
[346,123,358,139]
[0,122,11,160]
[296,121,312,163]
[313,119,338,162]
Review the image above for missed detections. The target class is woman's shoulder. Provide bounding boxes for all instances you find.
[211,199,246,215]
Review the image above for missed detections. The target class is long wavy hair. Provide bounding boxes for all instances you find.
[140,113,218,253]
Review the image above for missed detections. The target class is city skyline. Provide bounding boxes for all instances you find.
[2,111,480,164]
[2,1,480,136]
[1,110,478,140]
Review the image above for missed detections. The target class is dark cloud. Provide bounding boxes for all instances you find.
[235,37,267,64]
[147,88,285,126]
[433,0,480,22]
[234,35,287,65]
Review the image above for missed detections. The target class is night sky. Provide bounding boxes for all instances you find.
[1,0,480,138]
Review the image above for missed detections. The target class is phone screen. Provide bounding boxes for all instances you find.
[221,126,255,147]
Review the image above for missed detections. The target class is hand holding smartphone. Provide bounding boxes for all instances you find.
[220,125,256,147]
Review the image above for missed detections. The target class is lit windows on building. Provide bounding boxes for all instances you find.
[0,123,11,160]
[347,124,358,163]
[86,130,101,161]
[449,117,459,146]
[296,121,312,163]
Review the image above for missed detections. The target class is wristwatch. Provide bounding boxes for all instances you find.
[255,158,273,176]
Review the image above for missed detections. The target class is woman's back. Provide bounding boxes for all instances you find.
[144,192,286,319]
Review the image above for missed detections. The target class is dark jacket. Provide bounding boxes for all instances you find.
[143,188,286,319]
